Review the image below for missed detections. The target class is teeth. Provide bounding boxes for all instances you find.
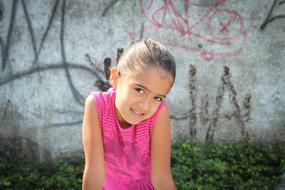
[135,111,142,115]
[131,109,143,115]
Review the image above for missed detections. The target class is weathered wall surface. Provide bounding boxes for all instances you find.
[0,0,284,161]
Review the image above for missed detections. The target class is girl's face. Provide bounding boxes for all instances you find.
[113,66,174,128]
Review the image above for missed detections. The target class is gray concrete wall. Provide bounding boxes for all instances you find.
[0,0,284,161]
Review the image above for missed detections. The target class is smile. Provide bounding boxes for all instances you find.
[130,108,145,116]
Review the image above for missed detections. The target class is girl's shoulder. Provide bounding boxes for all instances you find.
[89,88,115,103]
[88,88,115,116]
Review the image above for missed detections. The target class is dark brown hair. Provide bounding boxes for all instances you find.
[117,38,176,82]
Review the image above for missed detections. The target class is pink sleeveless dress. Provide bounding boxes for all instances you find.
[90,88,166,190]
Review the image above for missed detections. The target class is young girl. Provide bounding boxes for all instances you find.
[82,38,176,190]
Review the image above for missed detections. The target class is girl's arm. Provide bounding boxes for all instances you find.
[82,95,105,190]
[151,106,176,190]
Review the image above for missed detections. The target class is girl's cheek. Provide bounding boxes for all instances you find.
[150,103,159,113]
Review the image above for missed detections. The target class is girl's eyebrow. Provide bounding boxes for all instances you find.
[134,83,166,98]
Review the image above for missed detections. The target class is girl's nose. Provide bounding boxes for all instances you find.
[138,99,150,112]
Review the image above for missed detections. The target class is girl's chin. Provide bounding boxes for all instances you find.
[122,117,144,127]
[118,109,148,127]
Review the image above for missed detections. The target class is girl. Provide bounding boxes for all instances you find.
[82,38,176,190]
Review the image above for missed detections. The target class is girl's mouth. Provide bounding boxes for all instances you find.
[130,108,144,116]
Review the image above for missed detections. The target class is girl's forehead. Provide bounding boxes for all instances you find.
[125,66,172,80]
[122,66,174,93]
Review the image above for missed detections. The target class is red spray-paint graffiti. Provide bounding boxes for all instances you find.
[129,0,247,61]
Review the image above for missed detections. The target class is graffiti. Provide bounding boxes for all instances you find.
[0,0,3,21]
[85,53,112,92]
[129,0,247,61]
[188,65,197,138]
[0,1,254,138]
[60,0,86,105]
[169,65,251,141]
[0,0,103,127]
[260,0,285,30]
[0,99,11,123]
[0,63,99,87]
[102,0,120,17]
[116,48,124,64]
[0,0,4,69]
[202,66,250,142]
[1,0,17,70]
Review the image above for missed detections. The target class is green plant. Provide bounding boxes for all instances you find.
[0,155,84,190]
[171,139,285,190]
[1,140,285,190]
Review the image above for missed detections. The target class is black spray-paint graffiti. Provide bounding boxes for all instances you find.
[0,0,3,68]
[260,0,285,30]
[1,0,17,70]
[187,65,251,142]
[0,0,3,21]
[0,0,104,127]
[102,0,120,17]
[1,99,11,123]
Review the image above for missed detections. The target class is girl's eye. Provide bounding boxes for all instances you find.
[154,96,163,102]
[135,87,144,94]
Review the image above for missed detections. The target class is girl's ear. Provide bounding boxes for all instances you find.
[109,67,119,88]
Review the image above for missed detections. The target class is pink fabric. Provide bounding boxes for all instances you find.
[90,88,166,190]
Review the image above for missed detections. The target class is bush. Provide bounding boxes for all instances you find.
[171,139,285,190]
[0,140,285,189]
[0,156,83,190]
